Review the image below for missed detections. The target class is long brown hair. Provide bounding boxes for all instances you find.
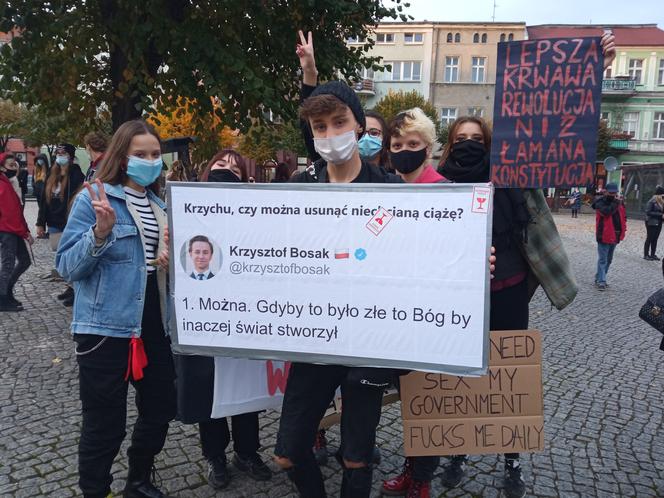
[365,110,391,169]
[95,120,162,191]
[200,149,248,182]
[439,116,492,164]
[44,162,70,204]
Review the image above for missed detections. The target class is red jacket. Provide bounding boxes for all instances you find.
[0,173,30,238]
[593,195,626,244]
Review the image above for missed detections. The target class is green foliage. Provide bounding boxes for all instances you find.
[239,121,307,163]
[438,123,450,148]
[596,119,612,161]
[0,99,26,151]
[372,90,439,127]
[0,1,409,132]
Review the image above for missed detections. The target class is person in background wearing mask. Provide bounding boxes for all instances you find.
[358,110,391,170]
[0,153,22,202]
[0,153,33,312]
[175,149,272,490]
[84,131,109,182]
[592,183,626,289]
[56,120,174,498]
[17,160,29,208]
[643,185,664,261]
[37,144,84,306]
[33,154,50,227]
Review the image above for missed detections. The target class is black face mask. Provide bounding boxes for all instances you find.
[451,139,486,167]
[208,169,241,183]
[3,169,17,179]
[390,148,427,174]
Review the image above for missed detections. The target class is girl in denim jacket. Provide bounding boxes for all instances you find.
[56,120,175,498]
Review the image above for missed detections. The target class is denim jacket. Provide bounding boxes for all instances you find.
[56,183,169,338]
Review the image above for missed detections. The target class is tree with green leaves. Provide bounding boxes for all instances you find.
[372,90,439,127]
[238,121,306,164]
[0,99,25,151]
[1,1,408,134]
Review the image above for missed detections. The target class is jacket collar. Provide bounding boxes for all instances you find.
[103,182,166,209]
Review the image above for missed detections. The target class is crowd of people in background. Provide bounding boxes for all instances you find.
[3,25,659,498]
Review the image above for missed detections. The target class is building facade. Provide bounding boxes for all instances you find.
[428,23,526,126]
[347,23,435,108]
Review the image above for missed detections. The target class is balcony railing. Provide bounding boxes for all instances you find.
[602,78,637,93]
[627,140,664,153]
[609,139,630,150]
[353,78,375,95]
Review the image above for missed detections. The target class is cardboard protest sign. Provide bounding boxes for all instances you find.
[490,38,604,189]
[167,182,493,375]
[400,330,544,456]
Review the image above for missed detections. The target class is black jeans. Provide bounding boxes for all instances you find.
[75,273,176,498]
[0,231,31,297]
[275,363,385,497]
[644,223,662,257]
[199,412,260,460]
[448,279,530,468]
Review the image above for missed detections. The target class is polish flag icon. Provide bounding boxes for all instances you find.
[335,248,350,259]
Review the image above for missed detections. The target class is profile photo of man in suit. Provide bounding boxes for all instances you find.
[189,235,215,280]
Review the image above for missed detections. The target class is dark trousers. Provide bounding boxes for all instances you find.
[0,232,31,297]
[199,412,260,460]
[275,363,384,497]
[75,273,176,498]
[644,223,662,257]
[447,279,530,469]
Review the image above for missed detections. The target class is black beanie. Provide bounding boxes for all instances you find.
[57,143,77,160]
[656,185,664,195]
[308,81,366,131]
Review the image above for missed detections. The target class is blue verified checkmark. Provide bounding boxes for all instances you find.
[355,248,367,261]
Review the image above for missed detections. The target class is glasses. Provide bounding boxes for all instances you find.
[367,128,382,138]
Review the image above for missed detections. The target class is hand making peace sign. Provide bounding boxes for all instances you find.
[297,30,318,86]
[84,179,116,240]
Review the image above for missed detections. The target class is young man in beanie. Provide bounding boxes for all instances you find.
[592,183,626,290]
[273,31,400,498]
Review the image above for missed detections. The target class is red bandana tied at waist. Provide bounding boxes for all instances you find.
[125,336,148,381]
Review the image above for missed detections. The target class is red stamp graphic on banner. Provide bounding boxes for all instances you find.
[472,187,491,214]
[366,207,393,236]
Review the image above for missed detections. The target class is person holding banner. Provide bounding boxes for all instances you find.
[273,31,402,498]
[175,150,272,490]
[56,120,175,498]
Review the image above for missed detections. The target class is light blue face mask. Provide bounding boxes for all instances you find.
[126,156,163,187]
[55,155,69,166]
[358,134,383,160]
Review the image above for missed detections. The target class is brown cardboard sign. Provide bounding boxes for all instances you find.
[400,330,544,456]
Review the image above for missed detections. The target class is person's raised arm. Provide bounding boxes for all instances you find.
[296,29,320,162]
[600,31,616,70]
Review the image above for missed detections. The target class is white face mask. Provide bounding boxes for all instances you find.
[313,130,358,165]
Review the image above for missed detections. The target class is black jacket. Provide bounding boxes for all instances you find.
[645,197,663,226]
[292,159,402,184]
[36,166,84,229]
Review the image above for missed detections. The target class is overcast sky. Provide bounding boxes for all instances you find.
[399,0,664,28]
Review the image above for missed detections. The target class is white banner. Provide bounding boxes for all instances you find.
[211,358,289,418]
[168,183,493,375]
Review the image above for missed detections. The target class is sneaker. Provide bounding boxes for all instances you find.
[232,452,272,481]
[651,255,661,261]
[406,480,431,498]
[206,456,230,490]
[597,282,607,291]
[62,295,74,307]
[644,255,653,260]
[7,292,23,308]
[57,287,74,301]
[0,297,22,312]
[313,429,328,466]
[440,456,467,489]
[381,457,413,495]
[503,459,526,498]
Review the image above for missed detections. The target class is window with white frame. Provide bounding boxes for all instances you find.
[381,62,393,81]
[388,61,421,81]
[468,107,484,117]
[473,33,479,43]
[359,67,374,79]
[347,35,366,44]
[454,33,461,43]
[446,32,453,43]
[654,112,664,139]
[659,59,664,85]
[404,33,423,43]
[445,56,459,82]
[440,108,458,126]
[376,33,394,44]
[471,57,486,83]
[628,59,643,84]
[622,112,639,137]
[481,33,487,43]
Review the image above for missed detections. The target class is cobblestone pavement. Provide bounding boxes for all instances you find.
[2,202,664,498]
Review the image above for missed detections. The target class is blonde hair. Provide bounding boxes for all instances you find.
[388,107,438,148]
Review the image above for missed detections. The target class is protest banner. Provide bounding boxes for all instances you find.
[490,37,604,189]
[168,182,493,375]
[400,330,544,456]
